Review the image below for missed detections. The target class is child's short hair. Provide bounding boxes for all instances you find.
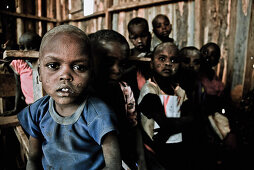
[90,29,129,48]
[39,25,90,58]
[19,32,42,50]
[90,29,130,58]
[152,42,178,60]
[179,46,200,60]
[127,17,149,33]
[152,14,170,28]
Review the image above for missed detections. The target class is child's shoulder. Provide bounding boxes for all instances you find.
[86,96,115,114]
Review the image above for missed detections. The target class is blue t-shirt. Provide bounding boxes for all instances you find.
[18,95,118,170]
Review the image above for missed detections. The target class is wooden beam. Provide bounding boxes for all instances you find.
[14,125,29,160]
[61,0,175,23]
[108,0,175,13]
[3,50,39,60]
[0,115,19,128]
[60,11,105,23]
[0,10,57,22]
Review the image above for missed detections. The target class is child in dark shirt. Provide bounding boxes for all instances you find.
[18,25,121,170]
[177,46,202,100]
[90,29,147,170]
[138,42,203,170]
[126,17,152,100]
[128,17,151,59]
[150,14,174,51]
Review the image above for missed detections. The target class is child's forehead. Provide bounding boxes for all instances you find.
[130,23,147,30]
[155,16,169,23]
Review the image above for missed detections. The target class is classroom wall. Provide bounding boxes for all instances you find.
[0,0,253,97]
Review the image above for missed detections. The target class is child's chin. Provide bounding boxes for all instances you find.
[54,97,76,106]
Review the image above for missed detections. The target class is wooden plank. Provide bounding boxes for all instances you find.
[105,0,113,29]
[14,125,29,160]
[3,50,39,60]
[0,10,57,22]
[60,11,105,23]
[108,0,174,13]
[0,115,19,128]
[194,0,203,49]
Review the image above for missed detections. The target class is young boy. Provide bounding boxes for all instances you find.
[150,14,174,51]
[127,17,151,59]
[138,42,204,170]
[177,46,202,98]
[18,25,121,170]
[90,29,147,170]
[126,17,152,100]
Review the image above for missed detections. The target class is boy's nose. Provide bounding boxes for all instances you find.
[111,63,120,73]
[137,37,142,43]
[59,66,73,81]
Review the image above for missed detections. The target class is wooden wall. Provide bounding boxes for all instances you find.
[0,0,253,97]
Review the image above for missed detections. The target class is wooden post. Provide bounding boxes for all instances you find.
[243,1,254,95]
[16,0,24,44]
[105,0,113,29]
[194,0,203,48]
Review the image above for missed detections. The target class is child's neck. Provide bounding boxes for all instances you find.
[152,74,176,95]
[55,97,86,117]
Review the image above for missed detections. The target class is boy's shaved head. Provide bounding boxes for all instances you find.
[39,25,90,60]
[152,42,178,60]
[128,17,149,33]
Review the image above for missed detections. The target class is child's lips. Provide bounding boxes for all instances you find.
[162,69,171,73]
[56,86,74,96]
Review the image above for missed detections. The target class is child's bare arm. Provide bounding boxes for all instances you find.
[101,132,121,170]
[26,136,43,170]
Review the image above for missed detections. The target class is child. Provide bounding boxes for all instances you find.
[150,14,174,51]
[90,29,147,170]
[17,25,121,170]
[128,17,151,59]
[177,46,202,99]
[199,42,239,169]
[138,42,204,170]
[125,17,152,100]
[5,32,42,116]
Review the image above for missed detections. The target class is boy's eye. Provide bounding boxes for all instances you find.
[46,63,59,70]
[73,64,88,72]
[164,22,170,26]
[155,24,161,28]
[130,35,137,40]
[170,56,179,63]
[158,56,166,62]
[193,59,200,65]
[181,57,190,64]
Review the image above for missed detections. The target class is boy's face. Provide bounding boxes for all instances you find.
[153,16,172,39]
[39,33,90,106]
[202,46,220,67]
[151,46,179,77]
[181,51,200,72]
[97,41,128,82]
[129,24,150,52]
